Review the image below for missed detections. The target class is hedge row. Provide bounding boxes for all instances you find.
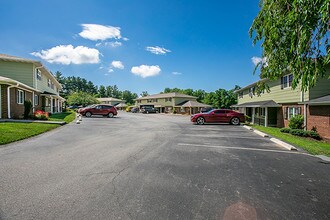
[280,128,321,140]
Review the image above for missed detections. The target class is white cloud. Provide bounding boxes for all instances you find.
[79,24,121,41]
[96,41,122,48]
[172,71,182,75]
[131,65,161,78]
[251,56,267,66]
[122,37,129,41]
[31,45,100,65]
[111,60,124,69]
[108,69,114,73]
[146,46,171,55]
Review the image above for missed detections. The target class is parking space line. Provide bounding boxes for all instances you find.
[181,134,266,140]
[177,143,310,155]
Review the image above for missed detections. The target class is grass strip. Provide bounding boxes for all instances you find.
[0,122,60,145]
[250,125,330,156]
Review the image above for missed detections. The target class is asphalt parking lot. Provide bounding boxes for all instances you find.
[0,111,329,219]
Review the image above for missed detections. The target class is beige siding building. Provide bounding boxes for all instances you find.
[135,92,211,114]
[97,97,125,106]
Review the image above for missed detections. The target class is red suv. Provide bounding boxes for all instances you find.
[78,104,117,118]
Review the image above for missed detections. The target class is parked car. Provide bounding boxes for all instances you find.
[191,109,245,125]
[141,107,158,114]
[78,104,117,118]
[131,107,139,113]
[200,107,213,113]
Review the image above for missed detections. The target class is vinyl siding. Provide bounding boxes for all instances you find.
[0,61,34,87]
[238,79,308,104]
[137,98,172,107]
[36,69,60,95]
[309,70,330,100]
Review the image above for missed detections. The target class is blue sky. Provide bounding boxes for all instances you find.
[0,0,263,96]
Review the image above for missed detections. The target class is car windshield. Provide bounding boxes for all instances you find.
[206,109,214,114]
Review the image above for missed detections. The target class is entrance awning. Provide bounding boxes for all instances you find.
[232,100,281,108]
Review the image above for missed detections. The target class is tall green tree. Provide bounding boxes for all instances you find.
[140,91,149,97]
[250,0,329,91]
[67,91,99,106]
[98,85,106,98]
[122,90,138,105]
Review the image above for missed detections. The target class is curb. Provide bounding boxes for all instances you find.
[243,125,297,151]
[269,138,297,151]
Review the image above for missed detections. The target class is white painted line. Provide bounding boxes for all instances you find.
[182,134,266,140]
[270,138,297,151]
[177,143,305,155]
[253,130,269,137]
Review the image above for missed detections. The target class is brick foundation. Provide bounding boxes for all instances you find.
[307,105,330,140]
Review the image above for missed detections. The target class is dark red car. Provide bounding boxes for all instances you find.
[191,109,245,125]
[78,104,117,118]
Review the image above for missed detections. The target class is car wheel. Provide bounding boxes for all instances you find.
[108,112,114,118]
[85,112,92,117]
[231,117,240,125]
[196,117,205,125]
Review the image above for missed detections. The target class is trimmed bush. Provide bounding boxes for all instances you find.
[289,115,304,129]
[24,101,32,119]
[289,129,308,137]
[307,131,321,140]
[280,128,291,133]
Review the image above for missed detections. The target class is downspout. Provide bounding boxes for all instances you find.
[301,91,307,131]
[7,84,19,119]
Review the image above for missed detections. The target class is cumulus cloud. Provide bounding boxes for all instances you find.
[96,41,122,48]
[251,56,267,66]
[31,45,100,65]
[172,71,182,75]
[146,46,171,55]
[108,69,114,73]
[131,65,161,78]
[111,60,124,69]
[122,37,129,41]
[79,24,121,41]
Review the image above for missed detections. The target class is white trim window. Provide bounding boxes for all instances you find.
[51,82,54,89]
[281,74,293,89]
[34,94,39,105]
[36,69,42,80]
[238,92,243,99]
[285,106,301,120]
[17,90,24,104]
[249,87,255,97]
[48,79,51,87]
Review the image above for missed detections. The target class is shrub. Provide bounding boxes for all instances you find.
[24,101,32,119]
[34,110,49,120]
[280,128,291,133]
[307,131,321,140]
[288,115,304,129]
[290,129,308,137]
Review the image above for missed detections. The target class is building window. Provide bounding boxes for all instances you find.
[285,107,301,120]
[153,99,158,102]
[137,100,141,103]
[48,79,51,87]
[238,92,243,99]
[36,69,42,80]
[51,82,54,89]
[281,74,293,89]
[249,87,255,97]
[34,94,39,105]
[17,90,24,104]
[165,98,172,102]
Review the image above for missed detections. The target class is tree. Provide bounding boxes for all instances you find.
[98,85,106,98]
[140,91,149,97]
[121,90,138,105]
[250,0,329,91]
[67,91,99,106]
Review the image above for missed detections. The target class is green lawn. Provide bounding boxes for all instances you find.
[49,110,76,124]
[0,123,60,145]
[250,125,330,156]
